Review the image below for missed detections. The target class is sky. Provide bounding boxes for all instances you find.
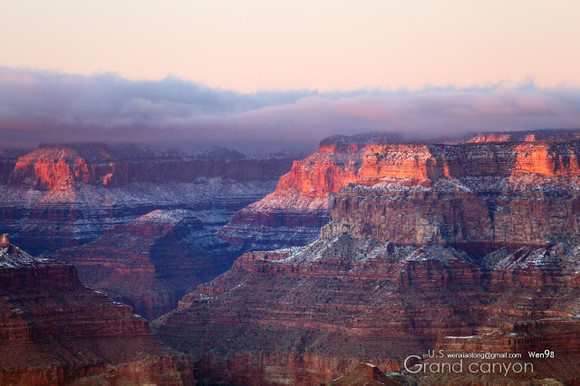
[1,1,580,148]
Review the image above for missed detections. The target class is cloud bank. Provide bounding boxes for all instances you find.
[1,67,580,150]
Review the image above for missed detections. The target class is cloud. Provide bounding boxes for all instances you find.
[1,67,579,150]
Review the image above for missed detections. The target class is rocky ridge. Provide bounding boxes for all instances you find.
[0,142,294,322]
[0,235,194,385]
[48,209,236,319]
[157,131,580,385]
[0,143,294,254]
[155,234,580,384]
[219,130,580,251]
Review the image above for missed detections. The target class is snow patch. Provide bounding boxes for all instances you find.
[135,209,195,224]
[445,335,479,339]
[0,245,50,268]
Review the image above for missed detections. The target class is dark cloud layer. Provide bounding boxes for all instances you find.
[1,68,579,150]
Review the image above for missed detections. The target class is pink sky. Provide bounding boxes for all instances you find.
[2,1,580,92]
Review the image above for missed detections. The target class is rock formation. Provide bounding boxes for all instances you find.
[219,130,580,251]
[0,143,294,322]
[0,143,294,254]
[0,237,194,385]
[465,129,580,143]
[48,209,235,319]
[156,131,580,385]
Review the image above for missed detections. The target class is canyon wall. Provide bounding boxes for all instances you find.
[156,235,580,384]
[0,143,294,321]
[48,209,235,319]
[0,238,194,385]
[219,131,580,251]
[0,143,294,255]
[157,132,580,385]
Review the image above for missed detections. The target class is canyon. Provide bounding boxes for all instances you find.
[48,209,229,319]
[0,143,295,255]
[0,235,194,385]
[1,131,579,384]
[156,131,580,385]
[0,143,295,319]
[219,129,580,251]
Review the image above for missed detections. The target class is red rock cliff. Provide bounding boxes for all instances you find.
[0,237,194,385]
[0,143,294,254]
[159,131,580,385]
[49,209,231,320]
[219,132,580,251]
[7,144,294,190]
[156,233,580,384]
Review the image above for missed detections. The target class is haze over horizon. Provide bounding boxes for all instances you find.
[2,1,580,148]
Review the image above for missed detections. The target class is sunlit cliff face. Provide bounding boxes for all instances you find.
[275,135,580,199]
[511,143,580,178]
[467,134,513,143]
[11,148,98,190]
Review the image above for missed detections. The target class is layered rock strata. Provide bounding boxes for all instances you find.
[0,143,294,323]
[49,209,234,319]
[219,131,580,251]
[155,234,580,384]
[0,236,194,385]
[0,143,294,254]
[157,132,580,385]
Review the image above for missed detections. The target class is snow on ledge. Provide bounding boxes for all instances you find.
[444,335,480,339]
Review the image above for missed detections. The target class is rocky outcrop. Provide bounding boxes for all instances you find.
[0,236,194,385]
[218,189,330,250]
[156,232,580,384]
[466,129,580,143]
[327,175,578,249]
[219,131,580,251]
[0,142,295,331]
[6,144,291,189]
[48,209,235,319]
[0,143,294,254]
[157,132,580,385]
